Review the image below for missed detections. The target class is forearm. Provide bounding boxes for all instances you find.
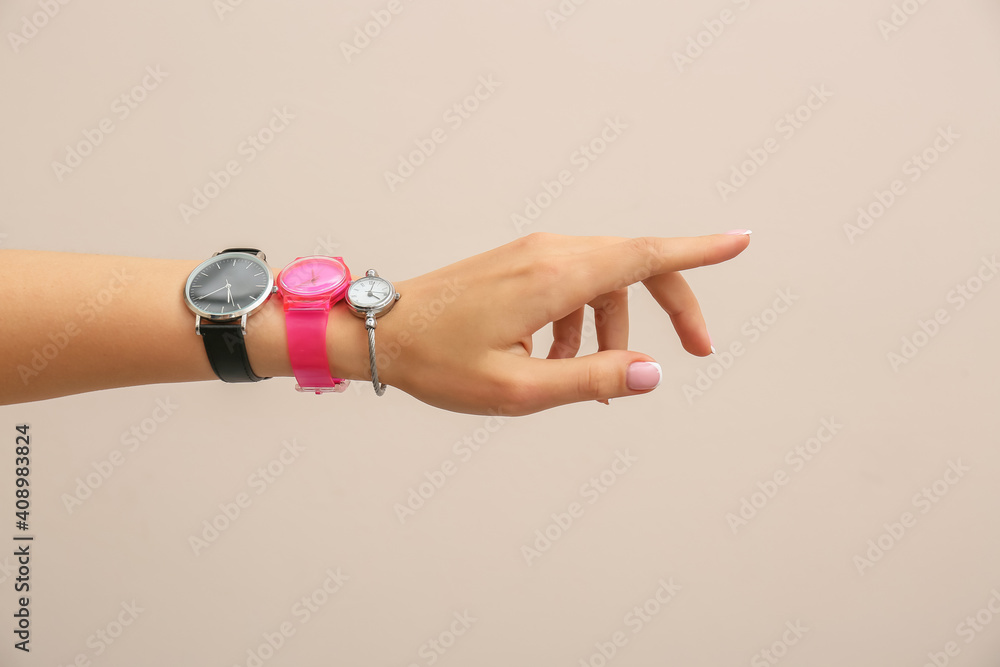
[0,233,750,414]
[0,250,371,405]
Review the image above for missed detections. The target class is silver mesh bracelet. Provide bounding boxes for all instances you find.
[365,313,387,396]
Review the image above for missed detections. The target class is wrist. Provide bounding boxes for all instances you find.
[241,282,293,379]
[326,301,371,383]
[243,266,400,391]
[327,286,407,390]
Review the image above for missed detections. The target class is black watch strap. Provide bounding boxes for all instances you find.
[218,247,265,259]
[200,321,270,383]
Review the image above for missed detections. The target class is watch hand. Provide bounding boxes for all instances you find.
[202,283,230,297]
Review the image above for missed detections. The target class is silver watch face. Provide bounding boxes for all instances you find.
[184,253,274,320]
[347,275,394,310]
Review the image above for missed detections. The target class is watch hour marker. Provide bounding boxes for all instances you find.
[200,271,208,276]
[254,271,264,277]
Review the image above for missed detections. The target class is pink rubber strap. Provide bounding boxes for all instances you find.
[285,309,343,392]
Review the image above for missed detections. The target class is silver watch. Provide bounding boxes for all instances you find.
[345,269,401,396]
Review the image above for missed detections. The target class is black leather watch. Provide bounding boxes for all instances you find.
[183,248,277,382]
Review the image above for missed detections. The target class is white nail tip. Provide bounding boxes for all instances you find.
[649,362,662,388]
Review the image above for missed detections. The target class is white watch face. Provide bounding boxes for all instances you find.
[348,276,392,308]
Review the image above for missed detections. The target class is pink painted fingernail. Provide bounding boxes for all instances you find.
[724,229,753,235]
[626,362,662,391]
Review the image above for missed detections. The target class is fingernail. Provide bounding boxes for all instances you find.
[709,334,716,355]
[724,229,753,236]
[596,398,610,405]
[626,361,662,391]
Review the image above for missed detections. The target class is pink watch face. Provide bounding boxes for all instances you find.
[278,256,350,299]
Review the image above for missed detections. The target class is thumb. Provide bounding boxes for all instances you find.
[508,350,662,413]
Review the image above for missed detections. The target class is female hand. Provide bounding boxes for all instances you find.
[372,231,752,416]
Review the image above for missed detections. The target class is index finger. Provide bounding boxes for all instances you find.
[557,232,752,311]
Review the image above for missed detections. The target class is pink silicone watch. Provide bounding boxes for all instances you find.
[276,255,352,394]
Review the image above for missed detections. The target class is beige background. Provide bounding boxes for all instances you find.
[2,1,1000,665]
